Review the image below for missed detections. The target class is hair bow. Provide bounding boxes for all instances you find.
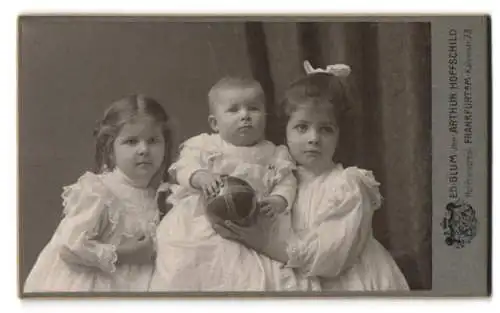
[303,60,351,77]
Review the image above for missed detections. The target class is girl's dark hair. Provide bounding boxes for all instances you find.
[277,72,353,126]
[93,94,174,187]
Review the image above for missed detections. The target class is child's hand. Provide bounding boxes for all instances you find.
[259,195,288,217]
[214,213,291,263]
[191,170,224,198]
[116,235,156,266]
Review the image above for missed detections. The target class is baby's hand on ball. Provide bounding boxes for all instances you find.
[203,174,224,198]
[191,170,224,198]
[259,195,288,217]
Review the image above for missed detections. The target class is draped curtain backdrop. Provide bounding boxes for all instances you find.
[249,22,432,290]
[19,19,431,290]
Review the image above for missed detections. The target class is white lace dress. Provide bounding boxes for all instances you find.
[286,164,410,291]
[23,169,160,292]
[150,133,299,291]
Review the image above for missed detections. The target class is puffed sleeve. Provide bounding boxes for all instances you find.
[168,133,218,188]
[285,167,382,278]
[54,172,118,273]
[268,145,297,212]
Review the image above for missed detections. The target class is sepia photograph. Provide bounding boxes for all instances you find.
[17,15,489,297]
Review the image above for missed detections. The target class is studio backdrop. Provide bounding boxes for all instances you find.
[19,18,432,290]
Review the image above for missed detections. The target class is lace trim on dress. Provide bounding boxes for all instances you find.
[343,167,383,210]
[94,238,118,273]
[61,172,160,241]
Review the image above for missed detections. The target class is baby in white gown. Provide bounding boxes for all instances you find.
[151,77,298,291]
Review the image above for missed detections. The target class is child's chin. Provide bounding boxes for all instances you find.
[133,169,156,181]
[299,158,320,168]
[230,135,262,147]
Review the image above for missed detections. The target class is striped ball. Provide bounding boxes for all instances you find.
[205,176,258,226]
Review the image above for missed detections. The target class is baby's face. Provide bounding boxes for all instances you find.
[209,87,266,146]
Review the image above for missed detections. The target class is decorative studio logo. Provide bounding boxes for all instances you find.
[441,200,478,248]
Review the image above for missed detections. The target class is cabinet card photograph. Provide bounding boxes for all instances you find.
[17,15,490,298]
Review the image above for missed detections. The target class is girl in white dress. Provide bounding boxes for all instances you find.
[150,77,298,291]
[217,62,410,291]
[23,95,173,293]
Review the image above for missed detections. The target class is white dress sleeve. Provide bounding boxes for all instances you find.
[55,172,118,273]
[268,145,297,212]
[168,133,216,188]
[285,167,382,278]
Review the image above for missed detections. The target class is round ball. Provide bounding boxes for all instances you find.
[205,176,258,226]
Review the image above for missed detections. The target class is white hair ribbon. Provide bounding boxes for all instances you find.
[303,60,351,77]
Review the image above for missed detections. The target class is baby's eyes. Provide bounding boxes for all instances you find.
[226,105,261,113]
[247,103,264,111]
